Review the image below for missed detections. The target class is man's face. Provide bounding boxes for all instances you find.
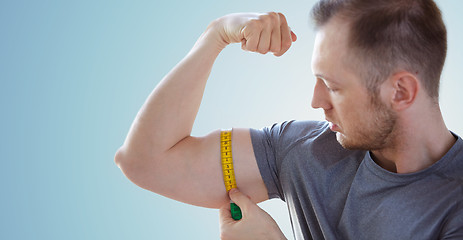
[310,17,397,150]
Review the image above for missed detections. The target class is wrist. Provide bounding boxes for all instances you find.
[192,20,229,53]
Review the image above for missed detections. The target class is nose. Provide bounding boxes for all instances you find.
[311,78,332,110]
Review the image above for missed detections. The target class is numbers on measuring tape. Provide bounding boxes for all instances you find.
[220,130,237,192]
[220,130,242,220]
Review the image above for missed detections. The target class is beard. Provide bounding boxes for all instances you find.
[337,95,398,151]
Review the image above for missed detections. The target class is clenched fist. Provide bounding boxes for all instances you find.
[209,12,297,56]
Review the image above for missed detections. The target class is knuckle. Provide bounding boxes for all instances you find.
[259,14,271,25]
[258,49,268,54]
[268,12,279,23]
[278,46,290,56]
[282,40,292,49]
[257,44,269,54]
[247,45,257,52]
[271,45,281,53]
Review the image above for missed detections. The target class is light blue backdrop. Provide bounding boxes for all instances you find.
[1,0,461,239]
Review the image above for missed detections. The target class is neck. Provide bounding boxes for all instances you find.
[371,106,456,174]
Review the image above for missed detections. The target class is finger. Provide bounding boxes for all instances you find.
[257,27,271,54]
[256,12,278,54]
[241,39,247,51]
[219,202,233,225]
[228,188,253,213]
[274,26,292,57]
[219,202,237,240]
[274,13,292,57]
[241,22,260,52]
[269,13,282,53]
[291,30,297,42]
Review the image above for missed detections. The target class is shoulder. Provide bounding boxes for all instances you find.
[437,132,463,183]
[257,119,330,142]
[251,119,350,157]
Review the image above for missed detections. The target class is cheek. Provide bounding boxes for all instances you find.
[332,97,351,117]
[335,100,365,127]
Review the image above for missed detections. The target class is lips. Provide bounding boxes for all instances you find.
[327,120,340,132]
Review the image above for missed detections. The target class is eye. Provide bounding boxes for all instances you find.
[315,76,340,93]
[326,85,338,93]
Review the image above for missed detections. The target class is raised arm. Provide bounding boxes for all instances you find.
[114,12,296,208]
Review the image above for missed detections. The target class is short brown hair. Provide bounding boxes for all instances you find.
[311,0,447,100]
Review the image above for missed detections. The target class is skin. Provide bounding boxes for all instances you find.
[115,11,456,239]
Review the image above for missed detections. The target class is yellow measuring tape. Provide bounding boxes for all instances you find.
[220,130,242,220]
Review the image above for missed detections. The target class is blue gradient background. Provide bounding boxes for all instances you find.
[1,0,461,239]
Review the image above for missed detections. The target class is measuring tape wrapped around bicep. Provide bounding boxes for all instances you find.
[220,130,242,220]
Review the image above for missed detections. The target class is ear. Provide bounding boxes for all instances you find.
[389,71,419,111]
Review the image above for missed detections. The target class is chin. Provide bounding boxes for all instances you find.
[336,132,350,148]
[336,132,370,150]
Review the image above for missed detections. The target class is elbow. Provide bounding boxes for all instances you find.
[114,146,145,170]
[114,147,159,191]
[114,147,127,170]
[114,147,138,180]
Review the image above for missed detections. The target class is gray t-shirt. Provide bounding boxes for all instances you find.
[250,120,463,240]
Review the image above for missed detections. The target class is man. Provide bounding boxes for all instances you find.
[115,0,463,239]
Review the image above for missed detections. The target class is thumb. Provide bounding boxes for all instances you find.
[290,30,297,42]
[228,188,253,212]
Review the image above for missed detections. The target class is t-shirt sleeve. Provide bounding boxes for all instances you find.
[249,120,328,201]
[250,122,285,200]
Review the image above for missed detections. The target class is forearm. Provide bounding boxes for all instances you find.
[118,22,227,160]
